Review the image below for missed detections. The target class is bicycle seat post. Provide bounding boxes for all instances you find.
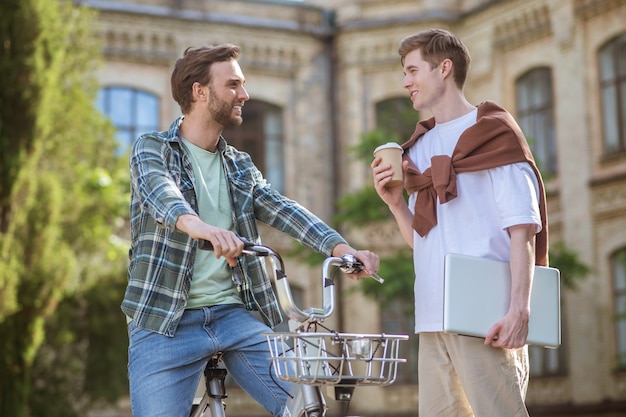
[204,355,228,400]
[203,354,228,417]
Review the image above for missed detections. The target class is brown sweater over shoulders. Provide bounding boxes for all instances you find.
[401,100,549,266]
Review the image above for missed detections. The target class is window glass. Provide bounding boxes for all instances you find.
[264,107,285,193]
[515,68,558,176]
[614,250,626,368]
[223,100,285,193]
[97,87,160,153]
[603,86,619,152]
[109,88,133,126]
[600,46,615,82]
[137,91,160,129]
[599,34,626,155]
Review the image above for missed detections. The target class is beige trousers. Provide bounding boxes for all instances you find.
[418,332,529,417]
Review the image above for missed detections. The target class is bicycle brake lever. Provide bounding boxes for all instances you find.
[369,272,385,284]
[340,254,385,284]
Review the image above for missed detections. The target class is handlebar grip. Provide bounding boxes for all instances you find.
[198,239,215,251]
[197,238,255,251]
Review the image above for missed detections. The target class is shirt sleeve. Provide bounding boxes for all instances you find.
[130,134,196,230]
[489,161,542,233]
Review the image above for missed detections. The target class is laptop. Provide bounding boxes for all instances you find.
[443,253,561,348]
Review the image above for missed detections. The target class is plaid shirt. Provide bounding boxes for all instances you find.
[122,117,347,336]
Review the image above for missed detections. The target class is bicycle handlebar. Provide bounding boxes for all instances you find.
[197,238,383,324]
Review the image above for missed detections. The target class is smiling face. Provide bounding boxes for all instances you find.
[205,59,249,128]
[402,48,445,112]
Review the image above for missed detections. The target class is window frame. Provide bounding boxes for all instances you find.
[515,67,558,176]
[223,100,285,193]
[97,86,160,153]
[599,34,626,157]
[612,248,626,370]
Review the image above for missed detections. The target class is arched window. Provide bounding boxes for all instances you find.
[515,68,557,176]
[97,86,160,153]
[612,248,626,368]
[223,100,285,193]
[599,33,626,156]
[516,70,565,375]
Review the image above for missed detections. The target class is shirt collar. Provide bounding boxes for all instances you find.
[167,116,227,152]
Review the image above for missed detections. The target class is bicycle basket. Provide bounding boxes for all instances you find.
[265,332,408,386]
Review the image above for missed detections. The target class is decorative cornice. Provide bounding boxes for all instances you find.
[237,41,301,76]
[591,178,626,220]
[102,27,177,65]
[493,4,552,51]
[79,0,334,38]
[338,9,461,31]
[574,0,626,19]
[98,16,303,72]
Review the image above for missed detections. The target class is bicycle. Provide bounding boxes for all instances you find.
[190,240,408,417]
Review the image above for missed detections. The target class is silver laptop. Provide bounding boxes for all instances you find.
[443,253,561,348]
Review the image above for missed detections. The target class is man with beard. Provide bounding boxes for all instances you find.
[123,44,380,417]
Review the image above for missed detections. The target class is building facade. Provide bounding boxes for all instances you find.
[87,0,626,415]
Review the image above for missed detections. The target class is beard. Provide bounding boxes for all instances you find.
[208,84,243,128]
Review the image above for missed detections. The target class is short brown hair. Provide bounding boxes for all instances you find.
[398,28,471,89]
[171,44,241,114]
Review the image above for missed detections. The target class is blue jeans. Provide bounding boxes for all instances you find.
[127,304,291,417]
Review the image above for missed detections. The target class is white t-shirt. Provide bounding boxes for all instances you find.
[407,109,542,333]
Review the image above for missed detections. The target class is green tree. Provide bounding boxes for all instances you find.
[0,1,127,415]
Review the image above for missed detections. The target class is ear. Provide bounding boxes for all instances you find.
[440,59,453,80]
[192,82,207,101]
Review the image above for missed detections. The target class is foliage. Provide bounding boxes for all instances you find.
[548,241,591,291]
[333,187,393,226]
[356,249,415,315]
[0,0,43,236]
[29,263,130,417]
[335,129,407,225]
[0,1,129,416]
[373,97,418,142]
[348,128,404,163]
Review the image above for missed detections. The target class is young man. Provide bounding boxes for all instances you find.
[371,29,548,416]
[123,44,380,417]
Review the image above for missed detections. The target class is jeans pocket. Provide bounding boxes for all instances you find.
[128,319,143,338]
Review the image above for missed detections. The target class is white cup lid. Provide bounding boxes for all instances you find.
[373,142,403,155]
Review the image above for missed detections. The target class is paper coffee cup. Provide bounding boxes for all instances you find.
[373,142,403,187]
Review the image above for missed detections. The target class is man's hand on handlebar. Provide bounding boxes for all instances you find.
[199,230,244,267]
[175,214,243,267]
[331,243,380,281]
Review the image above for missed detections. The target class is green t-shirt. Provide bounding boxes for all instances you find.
[181,138,242,308]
